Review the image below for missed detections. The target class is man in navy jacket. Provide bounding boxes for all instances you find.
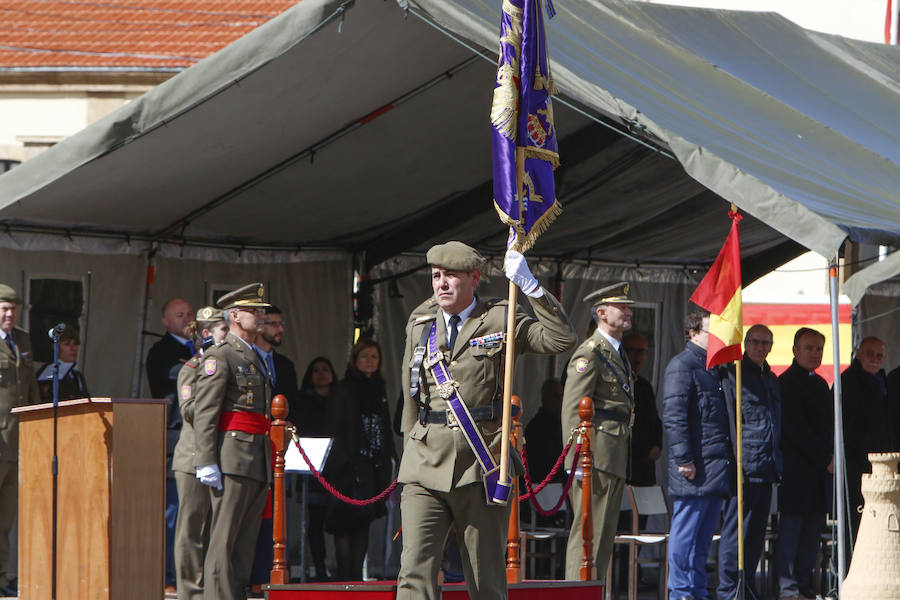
[663,311,734,600]
[717,324,782,600]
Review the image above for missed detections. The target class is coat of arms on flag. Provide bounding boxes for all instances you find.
[491,0,561,253]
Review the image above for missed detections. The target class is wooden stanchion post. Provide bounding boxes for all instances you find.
[578,396,595,581]
[507,395,523,583]
[269,394,289,585]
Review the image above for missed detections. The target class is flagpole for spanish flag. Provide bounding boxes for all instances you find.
[498,147,527,497]
[729,202,746,599]
[734,342,745,599]
[726,202,746,599]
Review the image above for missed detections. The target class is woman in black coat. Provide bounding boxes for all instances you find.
[294,356,338,580]
[323,339,396,582]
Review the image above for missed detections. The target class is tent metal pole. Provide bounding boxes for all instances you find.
[829,260,847,590]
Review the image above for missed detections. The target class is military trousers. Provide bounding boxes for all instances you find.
[396,481,510,600]
[174,470,212,600]
[0,460,15,587]
[564,468,624,580]
[203,474,267,600]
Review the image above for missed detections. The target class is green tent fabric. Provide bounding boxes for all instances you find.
[0,0,896,280]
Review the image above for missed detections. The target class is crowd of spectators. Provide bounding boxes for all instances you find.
[0,277,897,600]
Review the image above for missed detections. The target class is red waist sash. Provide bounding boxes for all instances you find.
[218,410,269,434]
[218,410,274,518]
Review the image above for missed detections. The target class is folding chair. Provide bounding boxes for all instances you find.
[520,482,570,579]
[608,485,670,600]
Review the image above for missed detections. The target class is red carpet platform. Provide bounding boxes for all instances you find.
[265,580,603,599]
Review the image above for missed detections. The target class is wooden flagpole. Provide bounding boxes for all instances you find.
[731,202,746,599]
[735,358,745,598]
[498,147,527,497]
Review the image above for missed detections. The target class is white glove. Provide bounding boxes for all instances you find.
[196,464,223,491]
[504,250,543,297]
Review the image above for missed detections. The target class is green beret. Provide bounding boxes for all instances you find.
[217,283,272,311]
[196,306,225,323]
[583,282,635,306]
[0,284,22,304]
[426,241,486,271]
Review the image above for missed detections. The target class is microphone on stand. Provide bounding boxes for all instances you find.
[48,323,67,339]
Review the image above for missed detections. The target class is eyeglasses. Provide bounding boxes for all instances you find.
[264,321,286,328]
[747,338,773,347]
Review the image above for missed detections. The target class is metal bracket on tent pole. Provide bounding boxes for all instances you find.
[337,3,348,33]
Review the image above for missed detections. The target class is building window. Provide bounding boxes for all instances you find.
[28,278,85,364]
[0,160,21,174]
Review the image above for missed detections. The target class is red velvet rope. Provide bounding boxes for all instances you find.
[519,441,581,516]
[292,434,580,514]
[293,437,398,506]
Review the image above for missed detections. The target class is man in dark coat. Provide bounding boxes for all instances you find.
[623,332,662,487]
[522,378,564,529]
[840,336,892,558]
[718,324,782,600]
[775,328,833,600]
[145,296,195,593]
[147,297,196,398]
[250,305,299,586]
[524,377,564,485]
[663,311,734,600]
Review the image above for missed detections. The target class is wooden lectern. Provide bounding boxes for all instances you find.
[12,398,167,600]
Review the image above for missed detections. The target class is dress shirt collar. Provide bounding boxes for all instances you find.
[233,335,254,352]
[169,332,191,346]
[597,327,621,352]
[441,296,477,331]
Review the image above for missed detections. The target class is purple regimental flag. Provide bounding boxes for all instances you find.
[491,0,560,253]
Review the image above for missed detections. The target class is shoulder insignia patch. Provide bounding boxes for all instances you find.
[180,385,192,400]
[575,358,589,373]
[204,358,217,375]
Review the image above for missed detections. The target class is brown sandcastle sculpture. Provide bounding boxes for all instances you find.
[842,452,900,600]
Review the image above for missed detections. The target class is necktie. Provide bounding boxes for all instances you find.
[185,340,195,355]
[447,315,461,352]
[5,334,15,357]
[265,353,277,387]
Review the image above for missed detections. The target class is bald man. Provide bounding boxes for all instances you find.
[841,336,892,557]
[146,296,196,592]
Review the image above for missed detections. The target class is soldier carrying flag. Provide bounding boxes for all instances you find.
[394,2,574,598]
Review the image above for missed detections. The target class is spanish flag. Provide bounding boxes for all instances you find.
[690,211,743,369]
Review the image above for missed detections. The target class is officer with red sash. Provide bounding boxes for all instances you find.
[192,283,271,600]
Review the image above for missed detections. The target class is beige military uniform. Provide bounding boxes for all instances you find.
[396,291,575,600]
[562,329,635,580]
[0,326,40,587]
[172,354,211,600]
[192,333,270,600]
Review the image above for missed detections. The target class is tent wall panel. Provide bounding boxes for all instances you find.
[145,255,354,398]
[0,248,145,398]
